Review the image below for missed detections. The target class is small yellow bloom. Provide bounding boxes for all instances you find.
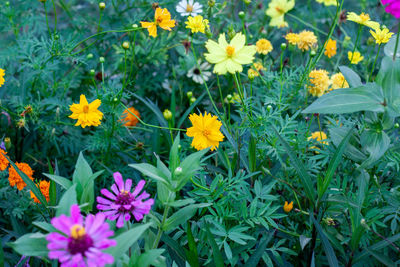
[253,62,265,71]
[69,95,103,128]
[255,39,273,55]
[0,68,5,87]
[346,12,380,31]
[186,112,224,151]
[297,30,318,51]
[370,28,394,45]
[248,68,259,79]
[324,39,337,58]
[185,15,209,34]
[330,73,349,90]
[308,131,328,145]
[283,201,293,213]
[140,7,176,38]
[265,0,295,28]
[308,69,330,97]
[204,33,256,75]
[316,0,337,6]
[285,33,300,45]
[348,51,364,64]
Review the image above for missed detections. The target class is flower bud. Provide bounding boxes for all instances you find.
[280,43,287,50]
[99,2,106,10]
[243,0,251,5]
[4,137,11,150]
[248,69,256,80]
[190,97,196,104]
[395,123,399,128]
[187,91,193,98]
[367,36,375,46]
[99,57,105,63]
[51,128,56,136]
[343,36,351,49]
[174,167,183,176]
[132,24,138,28]
[267,104,272,111]
[310,50,317,57]
[122,41,130,50]
[113,97,118,103]
[90,69,95,76]
[87,53,94,59]
[163,109,172,120]
[238,11,245,20]
[227,28,236,40]
[54,34,59,40]
[208,0,215,7]
[227,94,233,102]
[5,1,10,6]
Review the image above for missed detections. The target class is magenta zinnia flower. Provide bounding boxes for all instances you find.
[97,172,154,228]
[382,0,400,18]
[46,204,116,267]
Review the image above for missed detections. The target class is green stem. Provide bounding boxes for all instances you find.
[51,0,57,35]
[122,50,128,91]
[43,2,51,37]
[278,49,285,107]
[216,75,226,116]
[152,206,170,249]
[350,25,363,63]
[393,22,400,61]
[369,44,381,82]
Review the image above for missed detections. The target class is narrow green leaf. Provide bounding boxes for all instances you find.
[134,249,165,267]
[376,56,400,104]
[56,184,77,216]
[186,222,199,267]
[9,233,48,257]
[311,216,339,267]
[338,66,362,87]
[244,233,273,267]
[129,163,170,185]
[43,173,72,190]
[169,135,180,172]
[163,203,211,231]
[206,224,224,267]
[272,127,315,203]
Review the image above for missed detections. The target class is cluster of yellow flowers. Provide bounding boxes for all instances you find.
[285,31,318,51]
[308,70,349,97]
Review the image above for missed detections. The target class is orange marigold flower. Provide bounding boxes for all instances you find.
[122,107,140,127]
[0,149,9,171]
[8,162,34,191]
[283,201,293,213]
[30,180,50,204]
[324,39,337,58]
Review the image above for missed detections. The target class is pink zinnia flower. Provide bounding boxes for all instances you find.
[46,204,116,267]
[97,172,154,228]
[382,0,400,18]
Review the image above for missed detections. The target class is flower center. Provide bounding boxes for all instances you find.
[203,129,211,136]
[226,45,235,57]
[359,13,370,22]
[83,105,89,113]
[115,191,135,212]
[186,4,193,12]
[194,68,201,75]
[275,6,284,14]
[68,224,93,255]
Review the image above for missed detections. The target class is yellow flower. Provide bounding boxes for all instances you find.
[186,112,224,151]
[348,51,364,64]
[185,15,209,34]
[140,7,176,38]
[69,95,103,128]
[265,0,295,28]
[253,62,265,71]
[316,0,337,6]
[285,33,300,45]
[370,28,394,44]
[30,180,50,204]
[297,30,318,51]
[283,201,293,213]
[346,12,380,31]
[248,68,259,78]
[308,69,330,97]
[204,33,256,75]
[330,73,349,90]
[0,68,4,87]
[324,39,337,58]
[255,39,273,55]
[308,131,328,145]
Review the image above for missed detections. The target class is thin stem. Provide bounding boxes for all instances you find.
[393,22,400,61]
[97,10,103,33]
[278,50,285,107]
[216,75,226,116]
[369,44,381,82]
[152,206,170,249]
[51,0,57,35]
[43,2,51,37]
[350,25,363,63]
[122,50,128,91]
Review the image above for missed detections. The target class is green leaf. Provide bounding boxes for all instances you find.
[9,233,48,257]
[134,249,165,267]
[33,221,57,233]
[248,134,256,172]
[5,155,48,207]
[384,34,400,58]
[80,170,104,212]
[206,224,224,267]
[244,234,273,267]
[72,152,93,202]
[106,223,151,260]
[43,173,72,190]
[338,66,362,87]
[365,248,395,267]
[163,203,211,231]
[169,135,180,172]
[302,83,384,114]
[175,148,208,191]
[376,56,400,105]
[311,216,339,267]
[329,127,366,162]
[186,222,199,267]
[56,184,77,216]
[360,130,390,168]
[319,128,353,198]
[129,163,170,185]
[272,127,315,203]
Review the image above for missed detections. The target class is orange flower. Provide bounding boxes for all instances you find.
[8,162,34,191]
[283,201,293,213]
[0,149,9,171]
[324,39,337,58]
[122,107,140,127]
[140,7,176,38]
[30,180,50,204]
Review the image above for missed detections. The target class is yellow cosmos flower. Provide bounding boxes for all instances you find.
[316,0,337,6]
[185,15,209,34]
[0,68,5,87]
[265,0,295,28]
[283,201,293,213]
[186,112,224,151]
[140,7,176,38]
[308,69,330,97]
[348,51,364,64]
[69,95,103,128]
[297,30,318,51]
[346,12,380,31]
[370,28,394,44]
[285,32,300,45]
[324,39,337,58]
[204,33,256,75]
[255,39,273,55]
[330,73,349,90]
[308,131,328,145]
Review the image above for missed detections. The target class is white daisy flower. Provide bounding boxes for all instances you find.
[176,0,203,17]
[187,61,212,84]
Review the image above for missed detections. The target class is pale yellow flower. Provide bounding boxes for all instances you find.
[265,0,295,28]
[316,0,337,6]
[370,28,394,44]
[348,51,364,64]
[346,12,380,31]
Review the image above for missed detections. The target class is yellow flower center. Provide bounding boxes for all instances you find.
[226,45,235,57]
[186,4,193,12]
[70,224,86,239]
[275,6,284,14]
[83,105,90,113]
[203,129,211,136]
[359,13,370,22]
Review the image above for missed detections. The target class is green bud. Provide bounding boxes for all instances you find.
[99,57,105,63]
[208,0,215,7]
[310,50,317,57]
[90,69,95,76]
[174,167,183,176]
[5,1,10,6]
[243,0,251,5]
[187,91,193,98]
[122,41,130,50]
[267,104,272,111]
[54,34,59,40]
[4,137,11,150]
[238,11,245,20]
[99,2,106,10]
[132,24,138,28]
[190,97,196,104]
[395,123,399,128]
[280,43,287,50]
[87,53,94,59]
[163,109,172,120]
